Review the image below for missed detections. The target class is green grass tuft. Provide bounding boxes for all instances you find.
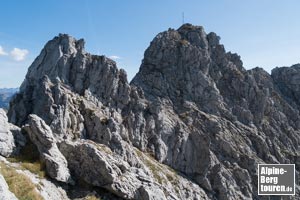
[0,162,44,200]
[7,142,46,178]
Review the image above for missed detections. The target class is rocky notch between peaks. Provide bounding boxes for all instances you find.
[0,23,298,199]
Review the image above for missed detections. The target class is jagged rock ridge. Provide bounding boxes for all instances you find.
[0,24,299,199]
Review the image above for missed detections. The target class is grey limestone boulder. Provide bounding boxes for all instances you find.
[24,114,72,183]
[0,109,24,157]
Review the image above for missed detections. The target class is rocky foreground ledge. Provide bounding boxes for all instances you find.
[0,24,299,199]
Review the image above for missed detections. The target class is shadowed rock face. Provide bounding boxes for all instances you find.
[6,24,300,199]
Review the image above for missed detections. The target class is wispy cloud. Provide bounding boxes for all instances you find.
[10,48,29,61]
[109,55,121,60]
[0,46,8,56]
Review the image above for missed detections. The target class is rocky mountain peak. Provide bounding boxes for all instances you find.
[177,23,209,49]
[9,34,131,126]
[1,24,299,199]
[131,24,238,116]
[52,33,85,54]
[24,34,84,84]
[23,34,94,86]
[272,63,300,108]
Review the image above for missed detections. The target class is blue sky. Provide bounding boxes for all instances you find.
[1,0,300,87]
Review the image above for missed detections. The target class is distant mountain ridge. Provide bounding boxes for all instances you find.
[0,88,18,109]
[0,88,19,93]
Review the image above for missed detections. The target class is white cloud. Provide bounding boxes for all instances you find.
[109,55,121,60]
[10,48,29,61]
[0,46,8,56]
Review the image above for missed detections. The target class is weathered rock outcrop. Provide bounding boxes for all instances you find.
[23,114,72,183]
[0,109,25,157]
[130,24,300,199]
[7,24,300,199]
[0,109,16,157]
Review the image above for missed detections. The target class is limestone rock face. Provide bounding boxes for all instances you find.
[7,24,300,199]
[272,64,300,108]
[131,24,300,199]
[0,109,16,157]
[0,109,24,157]
[24,114,72,183]
[8,34,130,128]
